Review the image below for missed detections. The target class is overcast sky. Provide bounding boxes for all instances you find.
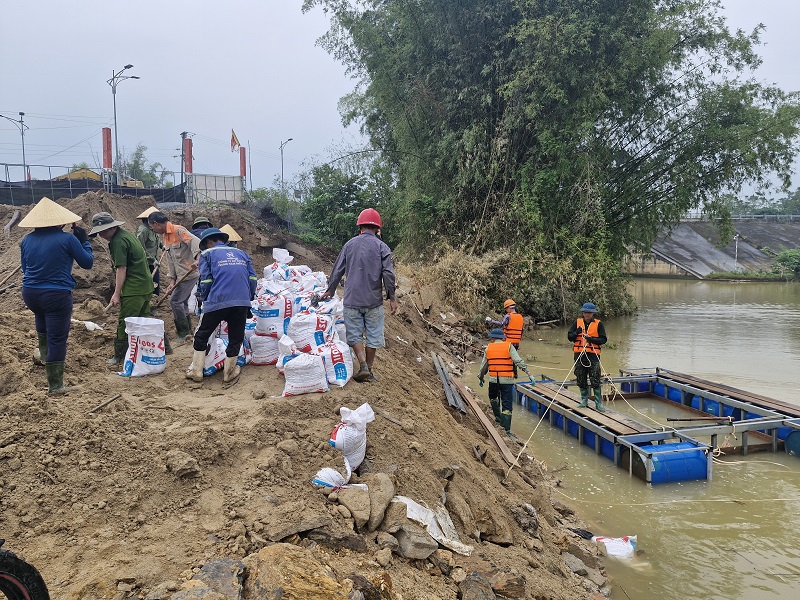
[1,1,798,190]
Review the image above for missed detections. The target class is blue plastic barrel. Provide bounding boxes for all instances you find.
[785,431,800,456]
[631,442,707,484]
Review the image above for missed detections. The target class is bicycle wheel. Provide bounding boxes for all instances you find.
[0,549,50,600]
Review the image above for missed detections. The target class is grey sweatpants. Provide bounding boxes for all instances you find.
[170,278,198,323]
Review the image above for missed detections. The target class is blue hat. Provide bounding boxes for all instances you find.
[581,302,597,313]
[488,328,506,339]
[198,227,229,245]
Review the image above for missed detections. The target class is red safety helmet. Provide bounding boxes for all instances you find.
[357,208,382,228]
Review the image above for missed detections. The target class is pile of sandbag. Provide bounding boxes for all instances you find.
[246,248,353,395]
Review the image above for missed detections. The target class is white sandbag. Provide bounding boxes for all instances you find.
[592,535,637,559]
[186,283,198,313]
[329,403,374,470]
[311,458,369,491]
[282,352,329,396]
[250,334,280,366]
[244,316,258,343]
[256,277,290,297]
[189,333,250,377]
[287,312,333,353]
[315,338,353,387]
[334,319,347,342]
[314,295,343,318]
[273,247,293,264]
[121,317,166,377]
[215,320,229,341]
[276,334,298,374]
[254,293,294,337]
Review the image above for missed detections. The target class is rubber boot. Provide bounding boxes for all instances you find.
[490,399,502,424]
[353,363,372,383]
[187,349,205,382]
[174,318,189,344]
[577,387,589,408]
[107,339,127,366]
[34,332,48,366]
[163,334,173,355]
[500,411,513,433]
[223,356,241,384]
[593,387,605,412]
[45,361,67,395]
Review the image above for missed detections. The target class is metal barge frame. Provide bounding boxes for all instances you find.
[516,368,800,484]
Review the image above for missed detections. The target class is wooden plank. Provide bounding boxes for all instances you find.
[432,352,459,410]
[451,377,516,466]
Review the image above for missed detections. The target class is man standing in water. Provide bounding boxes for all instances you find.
[567,302,607,411]
[478,328,532,433]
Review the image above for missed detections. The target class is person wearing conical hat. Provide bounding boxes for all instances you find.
[219,224,242,248]
[136,206,163,296]
[19,197,94,395]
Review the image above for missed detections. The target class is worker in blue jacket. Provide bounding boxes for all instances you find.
[187,228,257,384]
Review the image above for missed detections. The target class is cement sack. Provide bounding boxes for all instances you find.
[329,403,374,470]
[282,352,329,396]
[250,334,280,366]
[273,247,294,264]
[311,458,368,491]
[256,277,290,297]
[314,295,343,318]
[315,338,353,387]
[276,334,299,374]
[186,283,198,313]
[333,318,347,341]
[215,320,229,341]
[255,293,294,337]
[287,312,334,353]
[121,317,166,377]
[592,535,637,559]
[244,315,258,343]
[190,333,250,376]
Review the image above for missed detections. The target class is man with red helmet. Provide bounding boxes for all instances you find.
[323,208,398,382]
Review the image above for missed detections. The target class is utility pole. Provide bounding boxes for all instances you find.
[107,64,139,186]
[0,112,29,180]
[248,140,253,192]
[279,137,293,193]
[180,131,187,187]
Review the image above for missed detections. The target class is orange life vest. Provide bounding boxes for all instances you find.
[572,317,601,355]
[486,341,515,378]
[504,313,524,345]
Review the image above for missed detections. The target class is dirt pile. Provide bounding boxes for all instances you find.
[0,194,607,599]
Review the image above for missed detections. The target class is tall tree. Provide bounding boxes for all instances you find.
[303,0,800,316]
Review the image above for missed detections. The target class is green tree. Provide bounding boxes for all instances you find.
[118,144,170,187]
[774,249,800,280]
[303,0,800,317]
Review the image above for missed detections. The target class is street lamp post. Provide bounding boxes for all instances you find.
[279,137,293,193]
[0,112,29,180]
[107,64,139,187]
[734,234,739,271]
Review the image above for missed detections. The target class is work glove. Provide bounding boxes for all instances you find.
[479,379,484,388]
[72,224,89,244]
[484,317,492,323]
[575,326,583,335]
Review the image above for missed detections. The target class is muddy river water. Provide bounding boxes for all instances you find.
[466,279,800,600]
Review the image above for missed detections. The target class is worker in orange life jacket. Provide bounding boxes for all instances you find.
[478,328,533,433]
[567,302,608,411]
[485,298,524,349]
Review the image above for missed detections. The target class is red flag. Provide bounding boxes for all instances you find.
[231,129,240,152]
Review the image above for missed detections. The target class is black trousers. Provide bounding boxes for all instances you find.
[193,306,249,357]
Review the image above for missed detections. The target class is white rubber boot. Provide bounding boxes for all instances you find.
[187,350,205,382]
[223,356,241,383]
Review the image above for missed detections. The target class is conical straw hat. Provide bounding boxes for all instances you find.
[219,224,242,242]
[18,197,82,228]
[136,206,160,219]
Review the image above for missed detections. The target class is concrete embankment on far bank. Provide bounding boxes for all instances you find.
[624,219,800,278]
